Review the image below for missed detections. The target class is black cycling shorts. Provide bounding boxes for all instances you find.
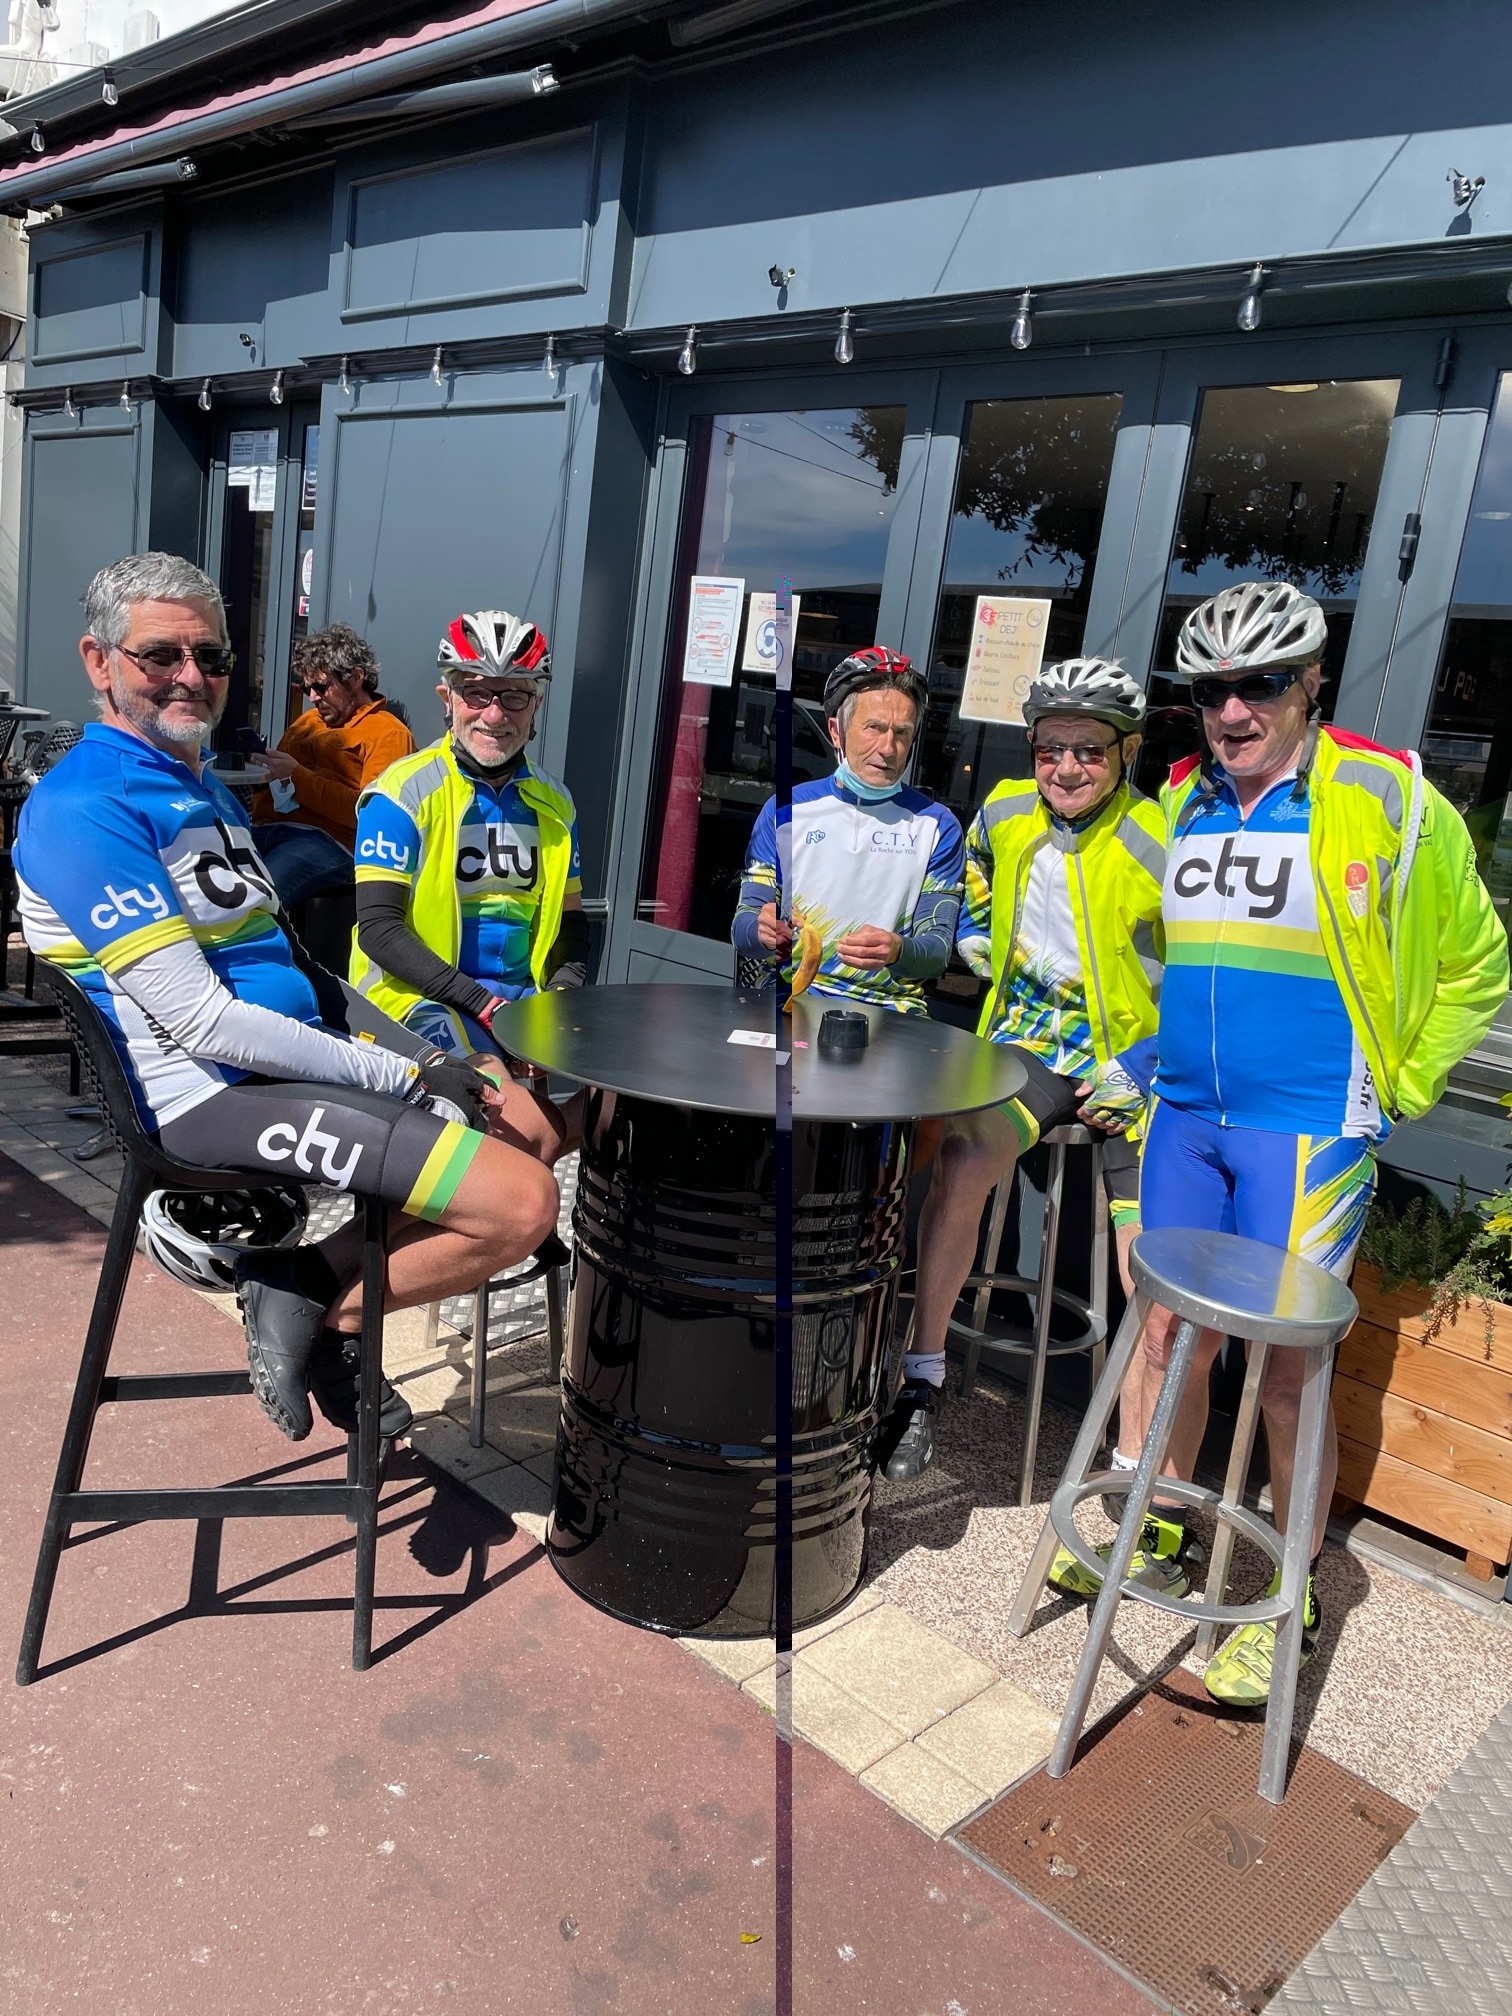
[999,1047,1140,1222]
[158,1080,485,1222]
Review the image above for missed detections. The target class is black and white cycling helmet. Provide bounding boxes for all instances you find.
[1023,658,1146,736]
[142,1185,308,1294]
[437,610,551,682]
[1174,581,1328,681]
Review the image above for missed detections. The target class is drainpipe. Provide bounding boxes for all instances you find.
[0,0,672,207]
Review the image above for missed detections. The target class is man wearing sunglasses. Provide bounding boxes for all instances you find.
[901,657,1166,1484]
[14,554,560,1444]
[1088,579,1507,1708]
[350,608,587,1169]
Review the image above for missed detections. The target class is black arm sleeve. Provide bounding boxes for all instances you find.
[543,905,592,989]
[278,906,437,1062]
[353,879,496,1020]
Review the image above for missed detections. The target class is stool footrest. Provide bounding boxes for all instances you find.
[1047,1473,1285,1626]
[61,1485,367,1524]
[949,1273,1106,1359]
[100,1372,252,1402]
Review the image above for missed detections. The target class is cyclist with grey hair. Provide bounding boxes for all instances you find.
[14,552,558,1446]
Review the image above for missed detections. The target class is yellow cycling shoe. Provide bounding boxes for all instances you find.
[1202,1569,1320,1708]
[1047,1512,1190,1600]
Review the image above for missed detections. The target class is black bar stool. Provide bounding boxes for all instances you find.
[16,968,386,1683]
[465,1238,570,1449]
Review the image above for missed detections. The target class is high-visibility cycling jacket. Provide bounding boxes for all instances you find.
[1161,726,1509,1123]
[960,776,1166,1071]
[350,740,577,1025]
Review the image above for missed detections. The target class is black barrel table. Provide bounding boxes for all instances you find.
[491,984,1024,1639]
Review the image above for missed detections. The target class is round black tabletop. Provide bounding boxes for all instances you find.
[490,982,1025,1123]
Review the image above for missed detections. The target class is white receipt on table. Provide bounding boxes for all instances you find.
[728,1029,789,1064]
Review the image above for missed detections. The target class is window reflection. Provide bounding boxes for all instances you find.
[638,407,906,943]
[919,393,1122,824]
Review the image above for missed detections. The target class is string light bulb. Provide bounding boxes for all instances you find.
[677,326,698,377]
[339,355,352,396]
[430,345,443,387]
[118,380,132,413]
[197,378,211,412]
[101,70,118,108]
[1237,264,1264,333]
[543,332,556,379]
[62,386,75,417]
[834,308,854,365]
[1010,290,1033,351]
[269,369,284,406]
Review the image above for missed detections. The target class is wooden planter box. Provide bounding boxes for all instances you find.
[1334,1263,1512,1580]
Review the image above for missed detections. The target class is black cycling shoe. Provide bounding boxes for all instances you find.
[308,1331,414,1439]
[878,1380,942,1482]
[235,1252,330,1442]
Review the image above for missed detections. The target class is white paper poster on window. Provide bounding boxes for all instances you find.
[228,428,279,512]
[742,591,802,675]
[958,595,1053,724]
[681,575,745,688]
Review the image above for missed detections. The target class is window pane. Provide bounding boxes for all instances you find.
[917,393,1123,823]
[638,407,906,943]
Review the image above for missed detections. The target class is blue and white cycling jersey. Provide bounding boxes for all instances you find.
[15,724,325,1129]
[732,775,965,1015]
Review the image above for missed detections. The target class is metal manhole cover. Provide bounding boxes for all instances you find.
[958,1670,1411,2016]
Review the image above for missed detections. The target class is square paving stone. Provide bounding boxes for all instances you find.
[792,1584,885,1652]
[474,1381,561,1462]
[678,1635,776,1685]
[744,1662,905,1776]
[466,1460,552,1542]
[915,1680,1060,1798]
[408,1411,511,1482]
[860,1742,985,1840]
[802,1602,998,1739]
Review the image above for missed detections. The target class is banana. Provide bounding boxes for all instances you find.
[784,908,823,1011]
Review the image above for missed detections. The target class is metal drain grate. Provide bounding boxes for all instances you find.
[958,1670,1411,2016]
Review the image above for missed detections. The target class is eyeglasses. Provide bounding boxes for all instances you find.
[116,640,236,678]
[1031,738,1117,768]
[300,675,347,698]
[1189,668,1304,710]
[451,682,538,715]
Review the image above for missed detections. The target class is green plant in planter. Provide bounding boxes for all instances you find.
[1359,1181,1512,1356]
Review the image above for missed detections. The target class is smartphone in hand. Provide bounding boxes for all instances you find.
[235,726,268,756]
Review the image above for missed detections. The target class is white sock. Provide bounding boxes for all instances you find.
[904,1351,947,1389]
[1111,1448,1138,1471]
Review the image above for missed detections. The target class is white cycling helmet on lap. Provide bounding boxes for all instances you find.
[142,1185,308,1293]
[1174,581,1327,681]
[1023,657,1146,737]
[437,609,551,682]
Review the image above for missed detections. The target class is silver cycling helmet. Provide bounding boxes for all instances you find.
[141,1185,308,1294]
[1023,657,1146,737]
[1174,581,1327,681]
[437,609,551,683]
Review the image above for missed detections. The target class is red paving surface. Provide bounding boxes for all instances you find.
[0,1151,1155,2016]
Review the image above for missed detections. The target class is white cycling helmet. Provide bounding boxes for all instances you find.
[142,1185,308,1294]
[437,609,551,682]
[1024,657,1146,737]
[1174,581,1327,681]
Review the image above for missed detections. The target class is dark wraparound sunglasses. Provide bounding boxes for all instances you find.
[1189,667,1304,710]
[116,641,236,678]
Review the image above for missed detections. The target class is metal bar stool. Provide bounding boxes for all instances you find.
[16,968,386,1683]
[465,1235,570,1450]
[1008,1225,1357,1804]
[950,1122,1110,1506]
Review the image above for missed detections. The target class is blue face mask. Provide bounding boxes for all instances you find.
[835,758,903,803]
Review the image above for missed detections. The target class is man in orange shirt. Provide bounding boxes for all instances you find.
[252,624,414,906]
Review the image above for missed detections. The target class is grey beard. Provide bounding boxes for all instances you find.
[108,668,224,746]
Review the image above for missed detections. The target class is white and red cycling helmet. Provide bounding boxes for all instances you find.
[437,609,552,682]
[822,645,928,721]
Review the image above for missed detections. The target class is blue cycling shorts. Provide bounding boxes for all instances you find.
[1139,1100,1376,1281]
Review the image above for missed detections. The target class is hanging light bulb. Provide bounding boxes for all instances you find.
[118,380,132,413]
[29,125,44,155]
[677,326,698,377]
[197,378,211,412]
[833,308,854,365]
[1237,263,1264,333]
[339,355,352,396]
[543,332,556,379]
[1009,290,1033,351]
[269,369,284,406]
[430,345,443,387]
[101,69,118,108]
[62,386,75,418]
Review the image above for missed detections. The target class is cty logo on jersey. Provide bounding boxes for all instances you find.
[457,822,539,887]
[163,818,277,921]
[1168,833,1301,922]
[357,831,412,871]
[89,881,172,932]
[256,1107,363,1188]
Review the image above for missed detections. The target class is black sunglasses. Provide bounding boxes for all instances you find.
[116,641,236,679]
[1189,667,1304,710]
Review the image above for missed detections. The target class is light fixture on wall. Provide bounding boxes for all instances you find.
[62,386,75,417]
[269,369,284,406]
[339,354,352,396]
[1237,263,1265,332]
[1448,169,1485,210]
[197,378,212,412]
[430,345,444,387]
[101,69,118,109]
[119,381,132,413]
[769,264,796,290]
[833,308,854,365]
[1009,289,1033,351]
[677,326,698,376]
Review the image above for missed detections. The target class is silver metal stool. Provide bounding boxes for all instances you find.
[1008,1224,1357,1804]
[951,1122,1110,1506]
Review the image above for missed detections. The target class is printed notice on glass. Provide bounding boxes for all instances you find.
[742,591,803,675]
[959,595,1053,725]
[229,428,279,512]
[681,575,744,688]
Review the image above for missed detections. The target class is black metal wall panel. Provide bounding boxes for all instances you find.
[20,421,141,715]
[31,235,147,367]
